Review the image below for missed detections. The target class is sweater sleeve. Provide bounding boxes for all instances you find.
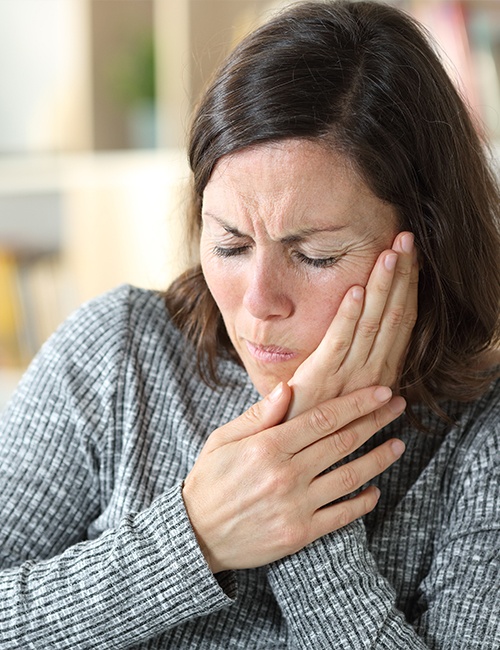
[0,485,236,648]
[267,521,428,649]
[0,288,235,648]
[413,422,500,647]
[267,417,500,649]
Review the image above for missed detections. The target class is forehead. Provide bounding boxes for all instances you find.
[203,139,397,236]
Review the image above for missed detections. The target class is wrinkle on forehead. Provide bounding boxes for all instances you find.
[204,139,396,240]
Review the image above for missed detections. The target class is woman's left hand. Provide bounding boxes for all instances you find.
[286,231,418,419]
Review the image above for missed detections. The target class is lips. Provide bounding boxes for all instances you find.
[245,340,298,363]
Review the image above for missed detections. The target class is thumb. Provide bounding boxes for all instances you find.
[215,382,292,445]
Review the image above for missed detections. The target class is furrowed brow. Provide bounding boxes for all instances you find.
[203,211,348,241]
[280,225,347,244]
[224,224,245,237]
[203,212,246,237]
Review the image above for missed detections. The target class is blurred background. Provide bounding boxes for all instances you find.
[1,0,500,406]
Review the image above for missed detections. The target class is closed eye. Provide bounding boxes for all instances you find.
[213,246,339,267]
[212,245,250,258]
[293,251,339,268]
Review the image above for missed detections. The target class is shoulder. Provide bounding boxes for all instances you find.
[60,284,170,338]
[63,283,253,410]
[46,284,180,360]
[14,285,185,408]
[450,376,500,454]
[438,378,499,524]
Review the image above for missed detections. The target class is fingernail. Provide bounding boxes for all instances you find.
[391,439,406,457]
[402,233,414,254]
[374,386,392,402]
[388,396,407,414]
[268,382,283,403]
[351,286,364,301]
[384,253,397,271]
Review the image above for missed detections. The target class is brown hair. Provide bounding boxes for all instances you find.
[165,0,500,421]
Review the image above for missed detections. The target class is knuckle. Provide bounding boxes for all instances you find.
[243,402,264,427]
[329,428,357,457]
[386,306,405,330]
[260,434,282,458]
[244,438,273,466]
[260,463,296,499]
[278,523,308,555]
[350,390,369,419]
[402,309,418,331]
[276,469,295,495]
[357,318,379,338]
[308,403,338,435]
[409,277,419,292]
[331,336,352,354]
[363,488,380,513]
[398,264,413,279]
[341,303,361,322]
[373,277,390,295]
[332,503,351,530]
[338,463,359,492]
[372,406,392,433]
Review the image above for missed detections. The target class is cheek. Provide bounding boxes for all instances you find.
[294,257,375,345]
[201,255,241,321]
[295,281,345,341]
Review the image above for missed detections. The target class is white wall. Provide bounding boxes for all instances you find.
[0,0,91,153]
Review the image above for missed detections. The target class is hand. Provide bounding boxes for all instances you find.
[182,383,406,573]
[287,232,418,419]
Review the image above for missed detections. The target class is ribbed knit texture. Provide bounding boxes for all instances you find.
[0,285,498,648]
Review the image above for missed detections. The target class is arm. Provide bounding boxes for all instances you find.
[413,419,500,647]
[0,349,404,647]
[268,521,428,649]
[0,290,235,647]
[267,416,500,649]
[0,486,236,648]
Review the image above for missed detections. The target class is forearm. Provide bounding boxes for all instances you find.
[267,521,428,649]
[0,483,235,649]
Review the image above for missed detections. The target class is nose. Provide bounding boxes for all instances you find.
[242,253,294,320]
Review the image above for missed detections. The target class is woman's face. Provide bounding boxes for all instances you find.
[200,139,399,396]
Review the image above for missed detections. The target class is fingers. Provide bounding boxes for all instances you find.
[344,249,399,364]
[341,231,417,384]
[299,394,406,478]
[308,432,405,539]
[273,385,394,455]
[210,381,292,448]
[300,285,365,374]
[379,234,418,380]
[285,286,364,420]
[285,230,418,420]
[310,485,382,540]
[308,435,405,510]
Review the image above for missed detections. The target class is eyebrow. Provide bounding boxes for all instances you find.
[202,212,348,242]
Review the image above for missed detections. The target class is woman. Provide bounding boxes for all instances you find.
[0,1,499,647]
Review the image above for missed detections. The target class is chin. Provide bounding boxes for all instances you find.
[247,366,295,398]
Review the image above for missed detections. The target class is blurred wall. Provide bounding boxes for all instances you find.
[0,0,91,153]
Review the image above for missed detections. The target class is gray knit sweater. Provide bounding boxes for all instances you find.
[0,285,498,649]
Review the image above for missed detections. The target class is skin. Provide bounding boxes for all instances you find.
[183,138,418,574]
[200,139,401,396]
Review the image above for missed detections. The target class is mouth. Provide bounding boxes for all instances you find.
[244,340,298,363]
